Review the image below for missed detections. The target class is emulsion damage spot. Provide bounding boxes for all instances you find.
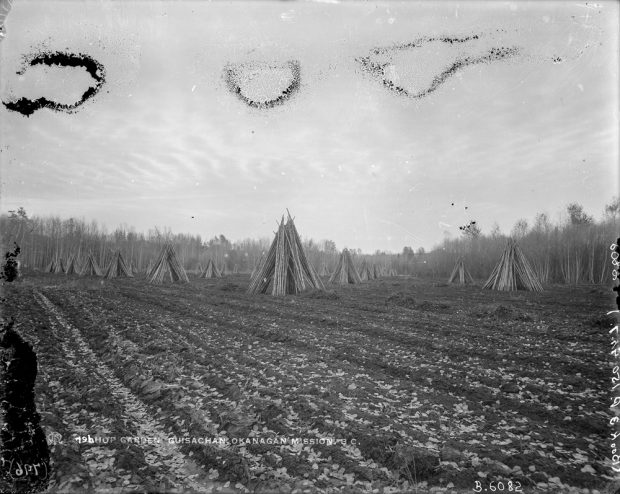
[224,60,301,109]
[3,51,106,117]
[357,34,520,99]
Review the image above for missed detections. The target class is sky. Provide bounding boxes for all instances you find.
[0,1,618,252]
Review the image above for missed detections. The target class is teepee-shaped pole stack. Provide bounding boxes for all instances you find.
[359,260,374,281]
[105,251,134,279]
[329,248,362,284]
[65,255,80,275]
[286,213,324,292]
[201,259,222,279]
[247,212,324,296]
[81,253,102,276]
[319,263,329,277]
[53,258,65,274]
[147,244,189,284]
[448,257,474,285]
[483,239,543,292]
[45,260,56,273]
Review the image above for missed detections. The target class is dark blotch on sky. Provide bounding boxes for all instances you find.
[224,60,301,109]
[357,34,520,99]
[3,51,106,117]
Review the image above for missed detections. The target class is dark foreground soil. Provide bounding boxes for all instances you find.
[0,273,616,493]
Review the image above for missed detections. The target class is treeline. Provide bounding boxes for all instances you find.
[1,198,618,284]
[419,200,620,284]
[0,209,411,275]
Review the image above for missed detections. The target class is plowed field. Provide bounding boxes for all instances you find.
[1,274,613,493]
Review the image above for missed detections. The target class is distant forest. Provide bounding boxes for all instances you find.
[1,197,618,284]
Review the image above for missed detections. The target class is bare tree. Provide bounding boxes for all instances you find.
[511,218,529,239]
[566,203,593,225]
[604,197,620,222]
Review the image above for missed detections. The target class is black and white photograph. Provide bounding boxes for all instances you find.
[0,0,619,492]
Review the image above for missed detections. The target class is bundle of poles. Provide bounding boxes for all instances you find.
[201,259,221,279]
[105,251,133,279]
[147,244,189,284]
[483,239,543,291]
[448,257,474,285]
[329,248,362,284]
[247,211,324,296]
